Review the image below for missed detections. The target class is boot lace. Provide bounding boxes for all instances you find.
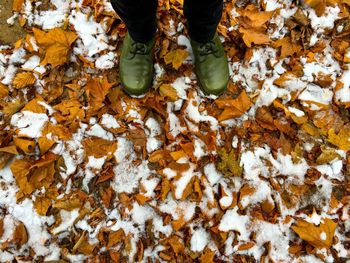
[130,42,149,56]
[199,41,219,56]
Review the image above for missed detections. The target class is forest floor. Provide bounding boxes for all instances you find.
[0,0,349,262]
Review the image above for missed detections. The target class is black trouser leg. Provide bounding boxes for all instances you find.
[110,0,223,44]
[183,0,224,43]
[110,0,158,43]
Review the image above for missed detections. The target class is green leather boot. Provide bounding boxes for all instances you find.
[119,33,155,96]
[191,34,229,96]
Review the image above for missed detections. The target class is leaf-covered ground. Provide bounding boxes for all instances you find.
[0,0,350,262]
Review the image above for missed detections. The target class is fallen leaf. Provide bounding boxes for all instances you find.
[13,137,35,153]
[82,137,117,159]
[291,217,337,248]
[240,5,274,28]
[217,148,242,177]
[12,0,24,12]
[316,146,341,164]
[0,83,9,98]
[164,49,189,70]
[53,197,82,211]
[33,28,77,67]
[0,218,3,238]
[216,90,253,121]
[12,72,36,89]
[34,196,51,216]
[239,27,271,47]
[273,37,302,58]
[328,128,350,150]
[200,248,215,263]
[12,222,28,247]
[85,76,114,114]
[159,84,179,101]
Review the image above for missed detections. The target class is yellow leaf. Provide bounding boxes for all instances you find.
[107,229,125,248]
[273,37,302,58]
[215,90,253,121]
[0,83,8,99]
[164,49,189,70]
[12,72,36,89]
[200,249,215,263]
[10,158,34,196]
[0,145,19,155]
[21,96,47,113]
[34,196,51,216]
[30,161,55,189]
[316,146,341,164]
[291,217,337,248]
[33,28,77,67]
[239,27,271,47]
[85,76,114,113]
[12,0,24,12]
[82,137,117,159]
[159,84,179,101]
[217,148,242,177]
[1,99,24,116]
[305,0,326,16]
[53,197,81,211]
[13,137,35,153]
[328,128,350,150]
[240,5,274,28]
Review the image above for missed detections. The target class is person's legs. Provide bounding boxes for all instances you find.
[110,0,158,95]
[184,0,229,96]
[183,0,224,43]
[111,0,157,43]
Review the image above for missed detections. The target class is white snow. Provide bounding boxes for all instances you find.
[190,228,209,252]
[10,111,49,138]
